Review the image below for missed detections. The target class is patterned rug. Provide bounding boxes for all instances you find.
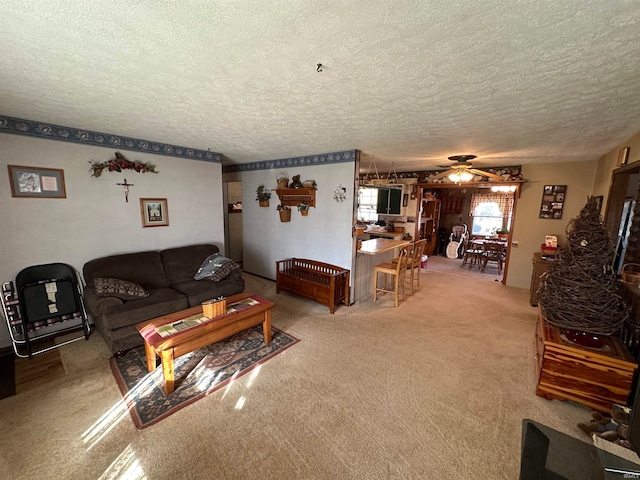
[110,325,299,429]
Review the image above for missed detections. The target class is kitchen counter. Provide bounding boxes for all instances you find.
[361,231,404,240]
[359,238,410,255]
[354,238,411,302]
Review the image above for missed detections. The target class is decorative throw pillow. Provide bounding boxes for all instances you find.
[194,253,240,282]
[94,277,149,300]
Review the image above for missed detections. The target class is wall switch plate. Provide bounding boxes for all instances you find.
[512,241,518,247]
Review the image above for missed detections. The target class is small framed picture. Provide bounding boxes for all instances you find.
[8,165,66,198]
[402,193,409,207]
[140,198,169,228]
[619,147,630,166]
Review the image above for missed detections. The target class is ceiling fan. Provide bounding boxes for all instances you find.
[431,155,504,182]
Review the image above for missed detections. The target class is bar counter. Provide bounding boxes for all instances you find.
[354,238,411,301]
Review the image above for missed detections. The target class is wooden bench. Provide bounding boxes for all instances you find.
[275,258,350,313]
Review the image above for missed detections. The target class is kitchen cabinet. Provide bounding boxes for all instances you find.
[376,188,402,215]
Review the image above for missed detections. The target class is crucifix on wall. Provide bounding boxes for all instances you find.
[116,178,134,202]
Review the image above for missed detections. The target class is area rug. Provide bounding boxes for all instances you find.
[110,326,299,429]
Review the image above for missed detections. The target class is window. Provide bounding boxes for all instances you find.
[358,188,379,222]
[470,192,514,236]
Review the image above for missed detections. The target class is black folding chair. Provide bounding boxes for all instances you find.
[14,263,91,358]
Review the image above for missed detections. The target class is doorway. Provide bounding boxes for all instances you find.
[605,168,640,272]
[224,181,243,266]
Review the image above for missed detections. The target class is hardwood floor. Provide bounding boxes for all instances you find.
[12,342,66,394]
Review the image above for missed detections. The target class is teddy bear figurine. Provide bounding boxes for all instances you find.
[289,175,303,189]
[578,410,630,442]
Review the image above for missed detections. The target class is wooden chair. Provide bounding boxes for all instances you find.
[392,239,426,295]
[406,239,426,295]
[480,242,505,273]
[461,238,482,269]
[374,245,411,306]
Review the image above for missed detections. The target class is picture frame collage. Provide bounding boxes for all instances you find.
[539,185,567,219]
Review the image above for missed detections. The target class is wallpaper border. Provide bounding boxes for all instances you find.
[0,115,221,163]
[222,150,358,173]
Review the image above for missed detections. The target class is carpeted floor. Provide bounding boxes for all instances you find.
[0,267,592,479]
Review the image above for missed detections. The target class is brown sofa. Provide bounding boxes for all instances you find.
[83,244,244,353]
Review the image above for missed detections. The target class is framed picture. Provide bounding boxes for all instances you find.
[7,165,66,198]
[402,193,409,207]
[539,185,567,219]
[140,198,169,228]
[593,195,604,214]
[619,147,630,166]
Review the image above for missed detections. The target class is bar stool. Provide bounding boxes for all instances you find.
[407,239,427,294]
[394,239,427,295]
[374,245,410,307]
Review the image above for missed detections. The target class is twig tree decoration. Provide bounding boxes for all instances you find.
[538,196,628,336]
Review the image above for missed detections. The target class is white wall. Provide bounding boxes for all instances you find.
[0,134,224,347]
[240,162,356,279]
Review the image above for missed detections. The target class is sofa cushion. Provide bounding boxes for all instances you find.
[94,278,149,300]
[172,273,245,307]
[194,253,240,281]
[98,287,188,330]
[161,244,219,285]
[83,251,169,289]
[83,286,124,316]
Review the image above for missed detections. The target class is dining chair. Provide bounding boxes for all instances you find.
[374,245,411,306]
[461,237,480,269]
[481,242,505,273]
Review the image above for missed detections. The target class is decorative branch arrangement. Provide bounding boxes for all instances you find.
[538,196,628,335]
[89,152,158,177]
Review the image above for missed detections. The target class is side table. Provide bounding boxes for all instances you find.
[530,253,554,307]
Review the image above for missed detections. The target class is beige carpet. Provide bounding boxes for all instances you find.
[0,262,592,479]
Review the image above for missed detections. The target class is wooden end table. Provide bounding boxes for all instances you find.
[136,292,274,394]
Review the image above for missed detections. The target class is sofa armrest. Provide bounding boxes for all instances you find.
[83,286,124,316]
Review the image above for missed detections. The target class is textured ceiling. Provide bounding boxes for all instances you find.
[2,1,640,173]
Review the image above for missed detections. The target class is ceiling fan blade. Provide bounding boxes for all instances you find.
[431,169,454,180]
[468,168,504,181]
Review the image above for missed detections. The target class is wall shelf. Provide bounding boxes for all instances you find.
[275,188,316,207]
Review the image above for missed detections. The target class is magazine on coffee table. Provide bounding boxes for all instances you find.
[156,313,208,337]
[154,297,261,337]
[226,297,259,312]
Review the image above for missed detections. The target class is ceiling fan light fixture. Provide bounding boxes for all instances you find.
[449,171,473,183]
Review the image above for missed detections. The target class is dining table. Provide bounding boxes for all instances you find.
[466,238,508,270]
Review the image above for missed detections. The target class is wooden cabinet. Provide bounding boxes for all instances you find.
[415,196,441,255]
[274,188,316,208]
[535,315,637,413]
[530,253,554,306]
[376,188,402,215]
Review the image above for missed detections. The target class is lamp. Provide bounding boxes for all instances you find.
[491,185,517,193]
[449,171,473,183]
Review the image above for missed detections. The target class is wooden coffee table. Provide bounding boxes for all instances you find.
[136,292,275,394]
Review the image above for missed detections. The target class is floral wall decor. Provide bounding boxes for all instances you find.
[89,151,158,177]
